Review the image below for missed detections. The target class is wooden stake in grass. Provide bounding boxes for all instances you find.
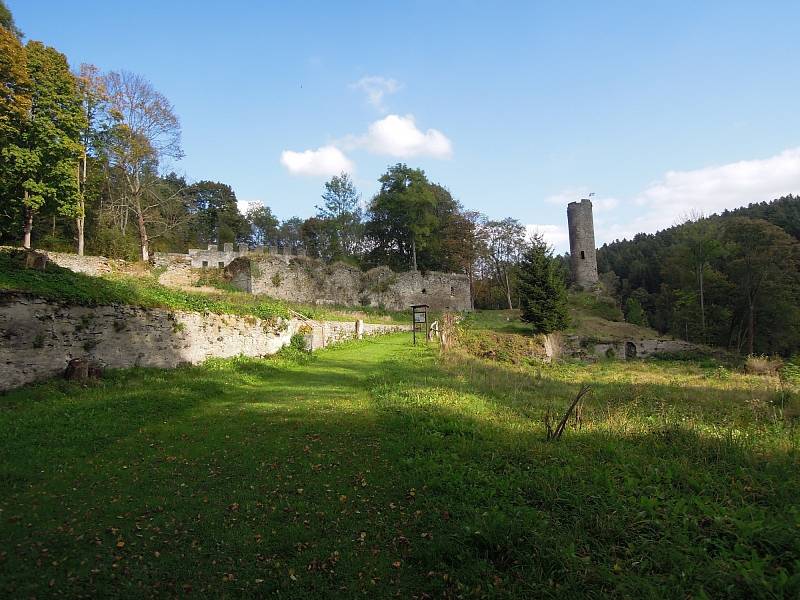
[545,384,592,441]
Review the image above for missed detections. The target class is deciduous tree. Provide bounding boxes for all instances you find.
[103,70,182,261]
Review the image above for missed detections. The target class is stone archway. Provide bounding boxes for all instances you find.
[625,341,637,360]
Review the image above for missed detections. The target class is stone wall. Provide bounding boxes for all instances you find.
[42,250,120,276]
[227,255,471,311]
[579,337,700,360]
[0,292,409,391]
[154,244,307,270]
[567,199,599,288]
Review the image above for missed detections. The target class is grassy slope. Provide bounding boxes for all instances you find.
[0,249,289,322]
[1,336,798,597]
[0,249,409,325]
[467,292,662,342]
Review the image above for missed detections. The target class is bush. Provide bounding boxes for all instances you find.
[745,354,783,375]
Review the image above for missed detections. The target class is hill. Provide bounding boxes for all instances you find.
[597,195,800,355]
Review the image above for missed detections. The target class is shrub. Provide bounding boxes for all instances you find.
[745,354,783,375]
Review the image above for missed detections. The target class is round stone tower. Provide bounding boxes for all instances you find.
[567,199,598,288]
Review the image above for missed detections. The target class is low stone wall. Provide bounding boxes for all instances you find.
[42,251,121,276]
[0,292,301,391]
[227,255,471,311]
[308,320,411,350]
[0,293,410,391]
[584,338,700,360]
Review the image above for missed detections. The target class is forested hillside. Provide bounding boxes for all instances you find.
[598,195,800,355]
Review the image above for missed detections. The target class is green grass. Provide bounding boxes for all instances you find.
[461,309,535,335]
[0,249,289,323]
[1,335,799,597]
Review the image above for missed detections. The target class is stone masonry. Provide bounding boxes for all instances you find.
[567,199,599,288]
[226,255,472,311]
[0,292,409,391]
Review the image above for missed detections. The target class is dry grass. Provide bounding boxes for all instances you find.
[746,354,784,375]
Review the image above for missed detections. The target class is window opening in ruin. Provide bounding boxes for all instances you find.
[450,286,455,296]
[218,261,225,269]
[202,260,208,268]
[580,251,585,260]
[421,288,427,294]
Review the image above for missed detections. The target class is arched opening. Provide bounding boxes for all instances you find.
[580,250,585,260]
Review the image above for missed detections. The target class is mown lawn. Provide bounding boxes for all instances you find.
[1,335,799,598]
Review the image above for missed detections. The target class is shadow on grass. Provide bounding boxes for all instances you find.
[0,336,798,598]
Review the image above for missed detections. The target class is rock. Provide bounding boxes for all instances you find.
[64,358,103,382]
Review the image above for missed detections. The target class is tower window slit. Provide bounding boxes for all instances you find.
[580,251,585,260]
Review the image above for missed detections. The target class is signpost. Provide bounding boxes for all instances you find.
[411,304,429,345]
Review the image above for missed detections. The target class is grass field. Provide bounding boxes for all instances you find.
[1,335,799,597]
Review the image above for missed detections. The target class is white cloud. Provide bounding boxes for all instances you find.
[350,76,402,112]
[279,145,354,177]
[582,147,800,244]
[344,114,453,159]
[632,147,800,228]
[526,224,569,252]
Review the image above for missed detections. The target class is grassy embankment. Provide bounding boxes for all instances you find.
[0,249,409,325]
[1,332,799,597]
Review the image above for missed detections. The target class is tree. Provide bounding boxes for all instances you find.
[4,41,85,249]
[103,70,182,261]
[185,181,248,245]
[0,26,30,238]
[670,218,724,339]
[518,235,569,334]
[75,63,107,255]
[366,164,437,271]
[247,204,279,246]
[722,218,799,355]
[481,218,528,309]
[317,172,362,258]
[276,217,304,252]
[0,0,22,38]
[624,296,648,327]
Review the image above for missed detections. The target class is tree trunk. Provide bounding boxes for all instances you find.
[76,216,85,256]
[747,301,755,355]
[411,236,418,271]
[22,192,33,249]
[504,271,513,310]
[468,266,475,310]
[77,151,86,255]
[134,199,149,262]
[698,264,706,337]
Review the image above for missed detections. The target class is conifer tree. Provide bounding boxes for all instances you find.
[518,235,569,334]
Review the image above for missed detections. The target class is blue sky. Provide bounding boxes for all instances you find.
[13,0,800,250]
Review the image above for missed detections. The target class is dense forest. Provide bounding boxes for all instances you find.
[598,195,800,355]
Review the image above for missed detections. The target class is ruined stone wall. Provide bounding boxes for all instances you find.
[567,199,599,288]
[154,244,307,270]
[0,292,410,391]
[42,250,120,276]
[227,255,471,311]
[0,292,301,391]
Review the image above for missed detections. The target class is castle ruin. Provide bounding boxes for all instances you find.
[567,199,599,288]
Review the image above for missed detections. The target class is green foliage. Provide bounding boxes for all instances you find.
[518,238,569,334]
[1,336,798,597]
[599,199,800,355]
[624,296,648,326]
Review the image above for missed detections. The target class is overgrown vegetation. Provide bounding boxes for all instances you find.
[1,335,798,597]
